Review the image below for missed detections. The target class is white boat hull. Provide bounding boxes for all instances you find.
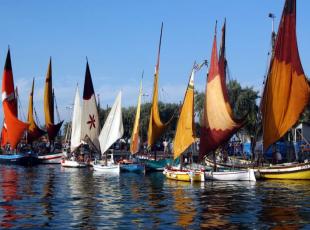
[93,164,120,173]
[61,159,87,168]
[38,153,64,164]
[205,169,256,181]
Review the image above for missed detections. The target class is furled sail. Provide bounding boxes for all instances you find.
[43,58,63,141]
[261,0,310,151]
[199,32,243,159]
[98,91,124,154]
[80,61,100,149]
[70,86,82,151]
[1,49,29,149]
[27,78,45,143]
[173,66,196,160]
[147,23,172,148]
[130,80,142,154]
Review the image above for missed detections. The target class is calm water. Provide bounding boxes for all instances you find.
[0,165,309,229]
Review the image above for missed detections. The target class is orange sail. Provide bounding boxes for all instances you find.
[1,49,29,149]
[173,66,196,159]
[27,79,45,143]
[261,0,310,151]
[199,32,243,159]
[43,58,63,141]
[130,80,142,154]
[147,23,172,148]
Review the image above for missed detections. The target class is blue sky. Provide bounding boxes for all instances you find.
[0,0,309,123]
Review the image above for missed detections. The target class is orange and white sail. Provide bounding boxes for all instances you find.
[199,31,243,159]
[130,80,142,154]
[43,58,63,141]
[173,66,196,159]
[261,0,310,151]
[80,61,100,149]
[147,23,172,148]
[27,78,45,143]
[1,49,29,149]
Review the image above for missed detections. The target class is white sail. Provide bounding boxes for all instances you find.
[98,91,124,154]
[80,62,100,149]
[70,86,82,151]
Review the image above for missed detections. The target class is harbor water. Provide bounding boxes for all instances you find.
[0,164,309,229]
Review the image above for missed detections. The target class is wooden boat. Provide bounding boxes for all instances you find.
[0,49,39,166]
[119,161,145,173]
[61,159,87,168]
[96,91,124,172]
[163,167,205,182]
[143,158,174,172]
[205,169,256,181]
[38,152,64,164]
[259,0,310,179]
[256,162,310,180]
[93,163,120,173]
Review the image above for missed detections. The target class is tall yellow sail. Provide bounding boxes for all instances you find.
[27,78,45,142]
[130,80,142,154]
[43,58,63,141]
[147,23,171,148]
[173,67,196,159]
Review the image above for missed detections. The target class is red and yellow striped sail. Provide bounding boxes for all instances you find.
[130,81,142,154]
[261,0,310,151]
[27,79,45,143]
[147,23,171,148]
[173,67,195,159]
[199,34,242,158]
[1,49,29,149]
[43,58,63,141]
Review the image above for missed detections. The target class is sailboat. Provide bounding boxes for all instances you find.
[163,64,205,182]
[38,58,64,163]
[257,0,310,180]
[0,49,38,165]
[61,61,99,168]
[93,91,123,173]
[119,81,145,173]
[200,23,255,181]
[144,23,174,171]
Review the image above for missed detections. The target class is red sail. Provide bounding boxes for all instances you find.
[1,49,29,149]
[199,33,243,159]
[261,0,310,151]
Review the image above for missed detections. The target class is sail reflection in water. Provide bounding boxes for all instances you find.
[0,167,309,229]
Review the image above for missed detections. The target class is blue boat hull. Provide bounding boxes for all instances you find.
[0,152,39,166]
[120,163,145,173]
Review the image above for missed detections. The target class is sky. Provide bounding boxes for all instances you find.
[0,0,309,124]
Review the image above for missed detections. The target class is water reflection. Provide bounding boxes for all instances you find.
[0,166,21,228]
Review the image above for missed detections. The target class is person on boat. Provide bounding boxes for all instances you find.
[275,151,282,164]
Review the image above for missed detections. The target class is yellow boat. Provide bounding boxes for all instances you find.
[256,162,310,180]
[163,168,205,182]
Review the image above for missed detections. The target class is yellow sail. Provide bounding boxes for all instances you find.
[147,23,171,148]
[130,80,142,154]
[173,67,195,159]
[43,58,63,141]
[27,79,45,142]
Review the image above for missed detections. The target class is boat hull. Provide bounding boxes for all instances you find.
[120,163,145,173]
[205,169,256,181]
[257,162,310,180]
[163,168,205,182]
[0,152,39,166]
[144,158,173,172]
[93,164,120,173]
[38,153,64,164]
[61,159,88,168]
